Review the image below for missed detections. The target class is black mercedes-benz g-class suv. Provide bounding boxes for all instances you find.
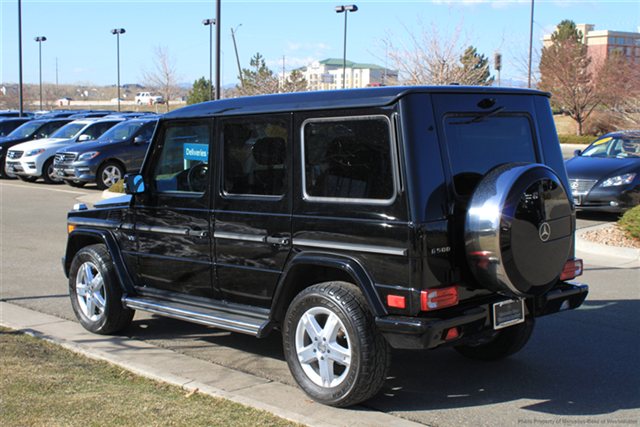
[63,86,588,407]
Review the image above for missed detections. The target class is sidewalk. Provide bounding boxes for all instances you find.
[0,302,419,427]
[575,223,640,268]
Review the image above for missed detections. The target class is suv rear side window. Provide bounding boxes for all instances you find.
[443,115,536,195]
[302,116,395,203]
[222,115,288,197]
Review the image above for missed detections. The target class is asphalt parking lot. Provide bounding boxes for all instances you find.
[1,179,638,426]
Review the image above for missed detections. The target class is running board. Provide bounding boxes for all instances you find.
[122,296,269,336]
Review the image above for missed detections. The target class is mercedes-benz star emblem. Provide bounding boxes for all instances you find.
[538,222,551,242]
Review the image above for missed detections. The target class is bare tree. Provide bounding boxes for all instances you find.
[142,46,180,112]
[597,52,640,127]
[539,21,599,135]
[381,21,493,86]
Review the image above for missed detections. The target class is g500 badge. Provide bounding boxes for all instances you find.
[183,143,209,161]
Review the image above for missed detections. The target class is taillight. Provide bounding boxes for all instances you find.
[560,258,583,281]
[420,285,459,311]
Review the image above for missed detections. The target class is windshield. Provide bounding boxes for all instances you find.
[50,122,85,139]
[7,121,42,139]
[98,121,144,142]
[581,136,640,158]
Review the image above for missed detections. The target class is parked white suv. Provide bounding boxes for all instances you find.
[135,92,164,105]
[6,118,123,183]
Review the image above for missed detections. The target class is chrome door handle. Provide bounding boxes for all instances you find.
[265,236,289,246]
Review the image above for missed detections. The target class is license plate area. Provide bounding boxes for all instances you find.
[493,299,525,330]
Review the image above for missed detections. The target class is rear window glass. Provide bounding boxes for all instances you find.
[443,115,536,195]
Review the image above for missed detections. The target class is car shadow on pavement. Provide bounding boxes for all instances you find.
[366,299,639,416]
[118,299,638,417]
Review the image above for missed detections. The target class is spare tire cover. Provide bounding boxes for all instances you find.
[465,163,573,297]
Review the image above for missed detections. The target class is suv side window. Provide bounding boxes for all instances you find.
[152,121,210,195]
[137,122,156,143]
[302,115,395,203]
[222,116,288,197]
[82,122,116,140]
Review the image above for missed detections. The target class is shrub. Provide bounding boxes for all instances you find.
[618,205,640,241]
[108,180,125,193]
[558,134,597,145]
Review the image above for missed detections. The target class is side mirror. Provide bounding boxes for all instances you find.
[124,174,146,194]
[573,149,582,157]
[77,134,92,142]
[133,136,147,145]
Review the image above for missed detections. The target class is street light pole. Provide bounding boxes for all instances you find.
[203,19,216,101]
[335,5,358,89]
[111,28,126,112]
[18,0,24,116]
[527,0,535,88]
[35,36,47,110]
[215,0,221,100]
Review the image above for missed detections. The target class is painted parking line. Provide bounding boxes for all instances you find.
[0,182,90,196]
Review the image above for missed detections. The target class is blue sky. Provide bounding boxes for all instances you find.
[1,0,638,87]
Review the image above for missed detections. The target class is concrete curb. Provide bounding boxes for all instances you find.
[575,223,640,262]
[0,302,421,427]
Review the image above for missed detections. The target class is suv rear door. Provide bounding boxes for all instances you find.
[213,114,292,308]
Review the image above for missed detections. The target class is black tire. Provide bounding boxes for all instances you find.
[69,244,134,334]
[282,281,390,407]
[454,318,535,361]
[96,161,124,190]
[41,157,63,184]
[17,175,38,183]
[64,179,86,188]
[1,157,17,179]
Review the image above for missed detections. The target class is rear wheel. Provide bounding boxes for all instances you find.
[69,244,134,334]
[454,318,535,361]
[283,282,390,407]
[96,161,124,190]
[42,157,63,184]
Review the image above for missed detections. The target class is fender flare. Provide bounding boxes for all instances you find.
[64,228,136,295]
[270,251,387,324]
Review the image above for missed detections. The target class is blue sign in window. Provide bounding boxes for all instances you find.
[183,143,209,161]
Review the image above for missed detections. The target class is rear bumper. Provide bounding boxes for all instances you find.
[376,282,588,350]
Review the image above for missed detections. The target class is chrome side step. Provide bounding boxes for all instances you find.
[122,296,268,336]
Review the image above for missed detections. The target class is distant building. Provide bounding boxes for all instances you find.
[543,23,640,64]
[289,58,398,91]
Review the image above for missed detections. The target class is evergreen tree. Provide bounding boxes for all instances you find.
[186,77,213,105]
[237,53,279,96]
[459,46,494,86]
[282,70,308,93]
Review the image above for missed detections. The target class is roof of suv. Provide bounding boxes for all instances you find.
[164,86,549,120]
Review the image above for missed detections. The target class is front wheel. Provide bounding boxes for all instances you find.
[454,318,535,361]
[283,282,390,407]
[69,244,134,334]
[17,175,38,183]
[96,162,124,190]
[42,157,63,184]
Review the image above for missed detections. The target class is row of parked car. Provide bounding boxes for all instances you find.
[0,110,157,189]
